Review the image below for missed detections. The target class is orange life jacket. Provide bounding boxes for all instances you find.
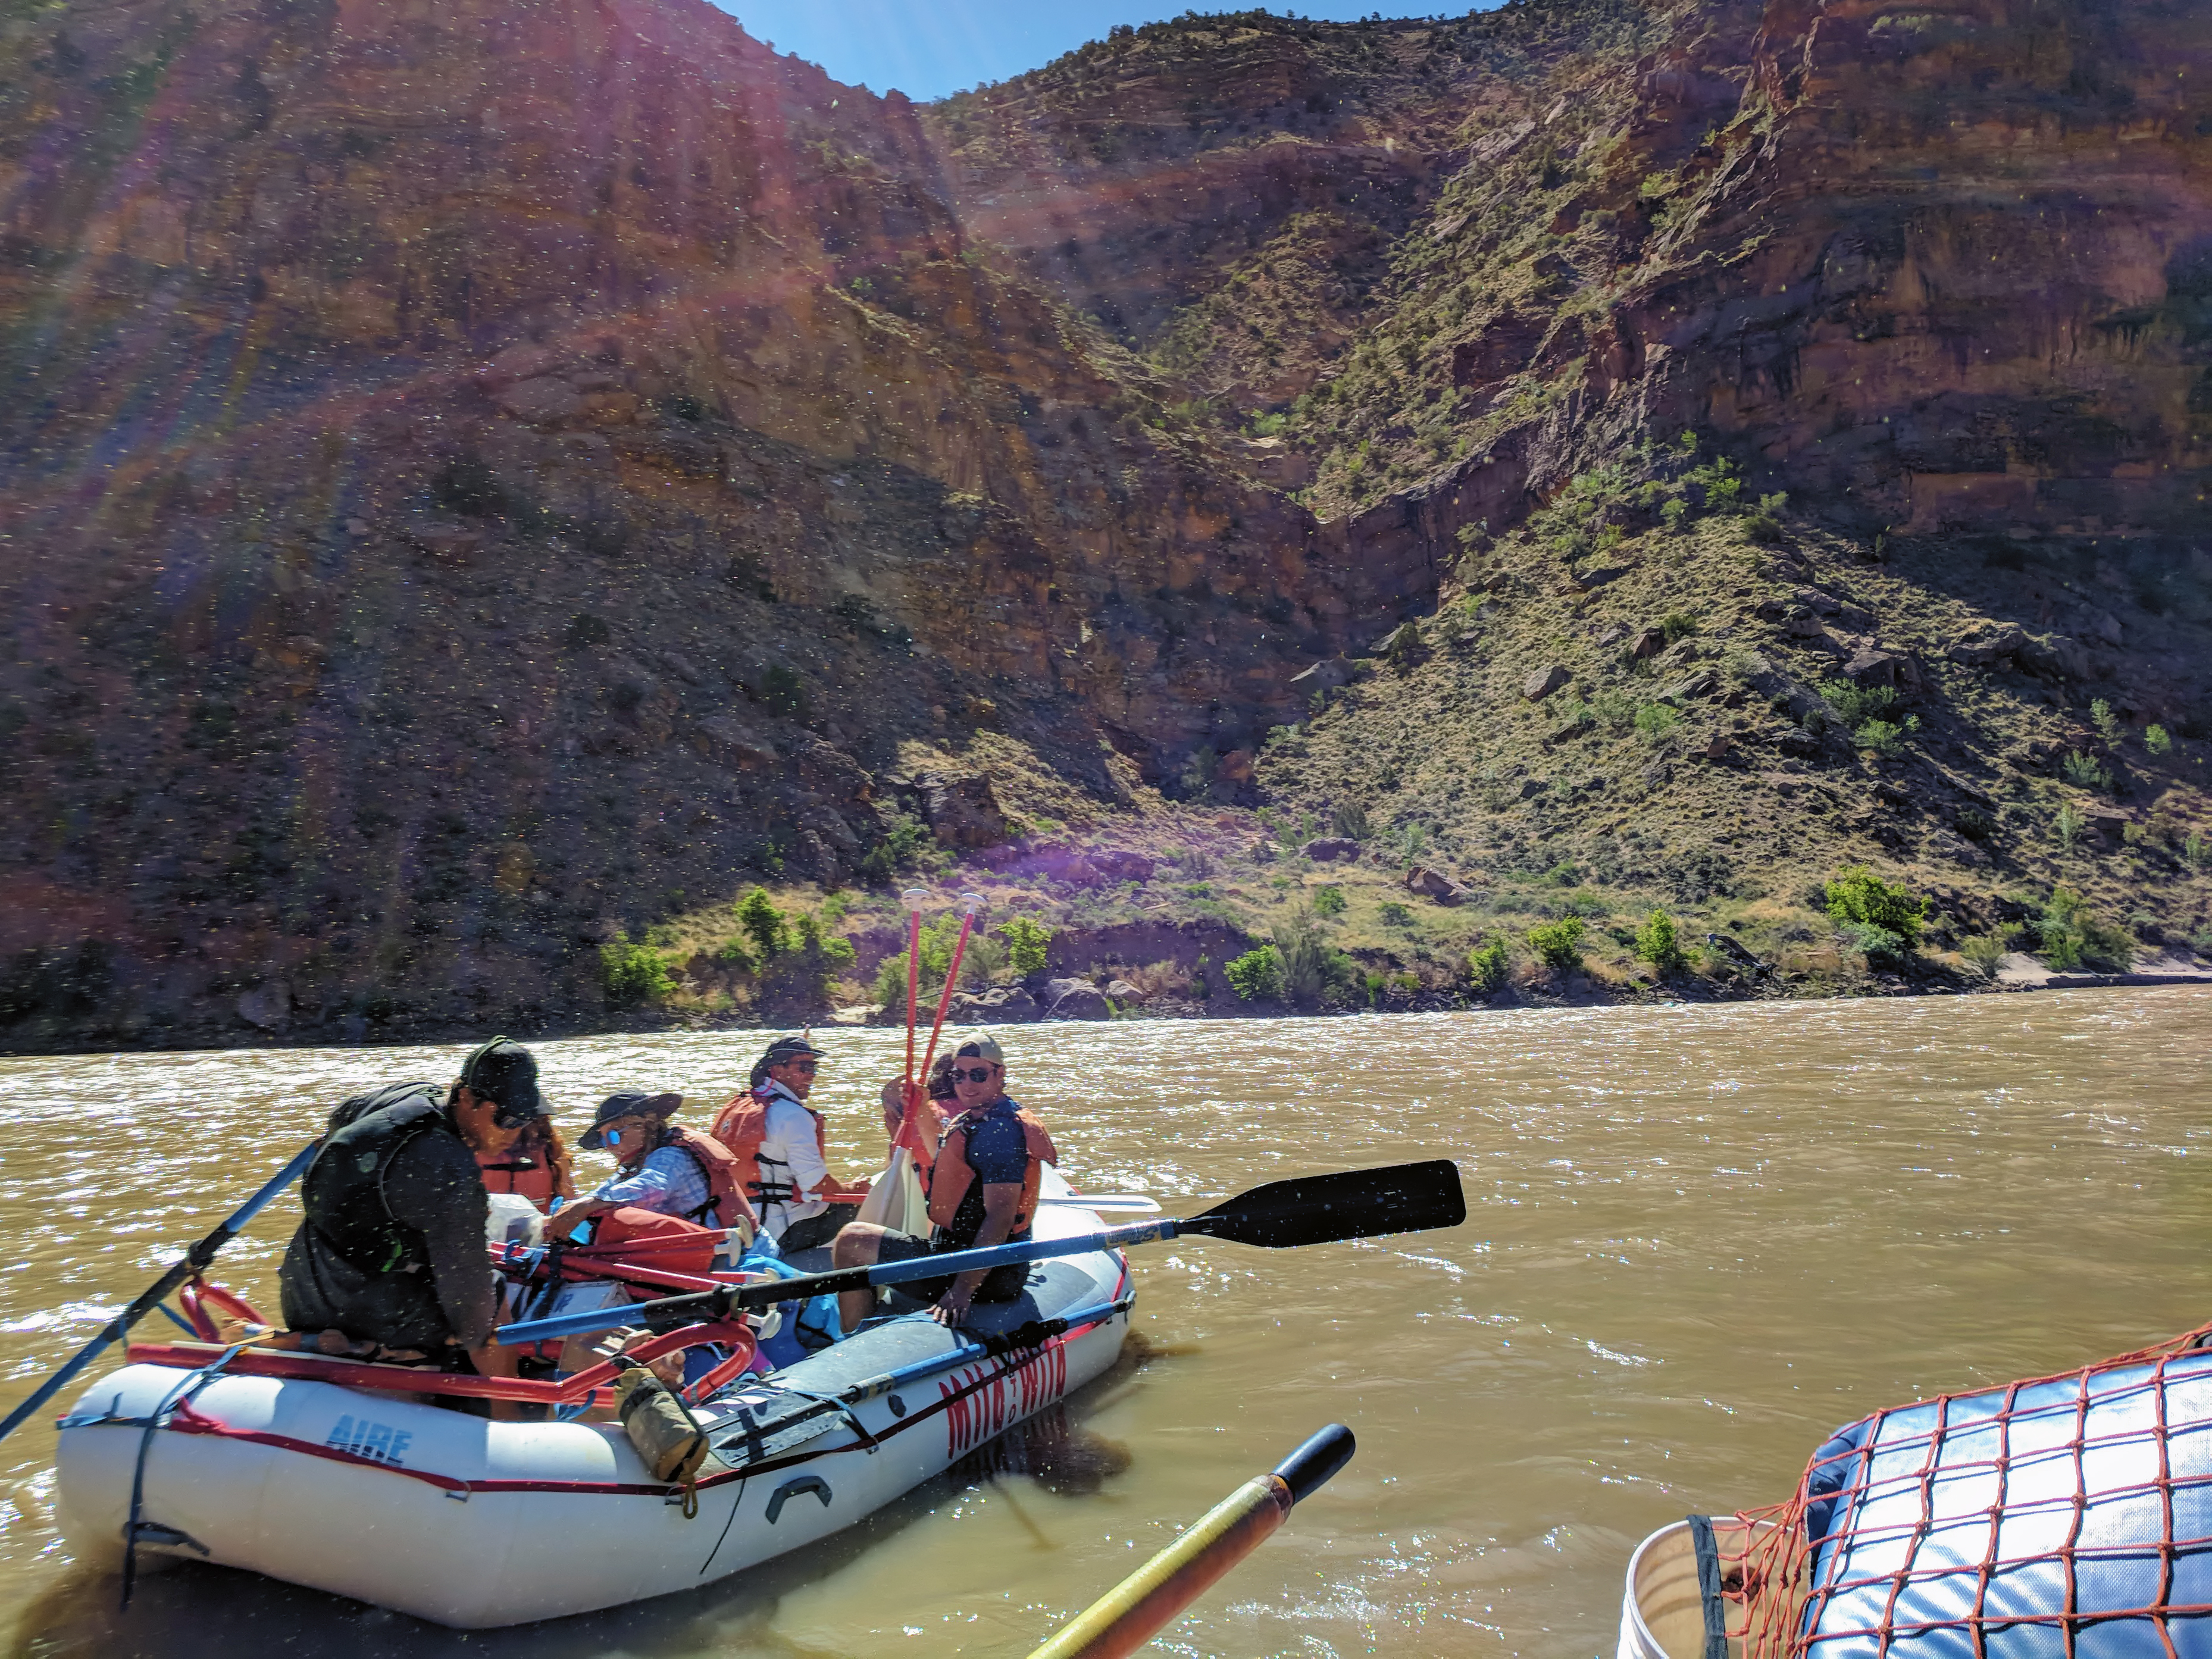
[478,1150,558,1207]
[653,1123,756,1231]
[927,1101,1057,1238]
[708,1087,831,1209]
[476,1119,573,1207]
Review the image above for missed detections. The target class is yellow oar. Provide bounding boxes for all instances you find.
[1025,1423,1355,1659]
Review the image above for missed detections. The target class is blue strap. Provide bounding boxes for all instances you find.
[120,1341,252,1610]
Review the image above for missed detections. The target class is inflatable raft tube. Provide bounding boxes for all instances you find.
[56,1176,1130,1627]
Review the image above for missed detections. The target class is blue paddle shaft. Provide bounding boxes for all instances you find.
[498,1219,1180,1346]
[0,1138,320,1446]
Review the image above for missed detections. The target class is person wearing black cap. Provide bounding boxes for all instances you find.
[708,1034,855,1253]
[279,1037,545,1378]
[546,1091,751,1245]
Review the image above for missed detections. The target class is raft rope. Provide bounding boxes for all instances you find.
[71,1338,257,1610]
[1708,1319,2212,1658]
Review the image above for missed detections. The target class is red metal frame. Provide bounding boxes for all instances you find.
[125,1319,756,1408]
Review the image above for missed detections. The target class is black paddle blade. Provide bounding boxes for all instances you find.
[1184,1159,1466,1250]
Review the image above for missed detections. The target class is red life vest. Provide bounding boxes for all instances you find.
[708,1088,830,1209]
[655,1123,756,1231]
[927,1103,1057,1238]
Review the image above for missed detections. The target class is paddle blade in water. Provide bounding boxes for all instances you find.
[1182,1159,1465,1249]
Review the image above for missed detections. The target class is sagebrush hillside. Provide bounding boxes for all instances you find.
[1,0,2208,1049]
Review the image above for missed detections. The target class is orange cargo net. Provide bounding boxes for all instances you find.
[1706,1321,2212,1659]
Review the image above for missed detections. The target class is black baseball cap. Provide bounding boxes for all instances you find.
[760,1034,824,1068]
[456,1037,543,1125]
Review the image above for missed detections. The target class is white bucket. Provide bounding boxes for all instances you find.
[1616,1517,1785,1659]
[1617,1522,1706,1659]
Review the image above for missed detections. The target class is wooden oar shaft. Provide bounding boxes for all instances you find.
[0,1138,320,1445]
[1028,1476,1291,1659]
[1026,1423,1356,1659]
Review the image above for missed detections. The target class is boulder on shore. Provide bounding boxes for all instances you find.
[1043,978,1112,1020]
[1404,865,1469,905]
[1303,837,1360,862]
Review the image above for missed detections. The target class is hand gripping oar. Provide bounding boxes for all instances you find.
[0,1138,320,1445]
[1026,1423,1356,1659]
[497,1159,1466,1346]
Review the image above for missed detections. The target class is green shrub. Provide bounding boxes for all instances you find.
[737,888,790,961]
[2091,697,2123,743]
[1820,678,1899,727]
[2053,801,2086,850]
[1331,799,1371,839]
[712,937,754,971]
[859,813,933,882]
[1839,920,1907,965]
[1659,611,1701,643]
[1468,939,1509,991]
[1634,908,1687,971]
[2036,886,2088,970]
[997,916,1054,977]
[874,951,911,1007]
[1225,944,1288,1001]
[1593,690,1636,732]
[1856,718,1906,758]
[2060,752,2112,792]
[1958,934,2008,979]
[1525,915,1586,969]
[601,941,675,1009]
[1634,703,1679,742]
[2188,831,2210,869]
[1823,865,1928,950]
[1378,901,1414,928]
[2146,724,2173,756]
[1273,907,1355,1005]
[1313,884,1347,917]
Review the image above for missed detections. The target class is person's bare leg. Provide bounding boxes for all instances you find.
[833,1223,889,1336]
[467,1340,524,1422]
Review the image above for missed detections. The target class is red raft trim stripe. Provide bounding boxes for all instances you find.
[107,1306,1128,1501]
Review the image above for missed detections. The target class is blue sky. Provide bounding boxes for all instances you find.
[719,4,1490,102]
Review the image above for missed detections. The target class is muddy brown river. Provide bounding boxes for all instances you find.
[2,988,2207,1657]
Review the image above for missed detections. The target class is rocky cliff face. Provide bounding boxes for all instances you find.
[2,0,2208,1049]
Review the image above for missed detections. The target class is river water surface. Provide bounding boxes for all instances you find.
[2,988,2207,1658]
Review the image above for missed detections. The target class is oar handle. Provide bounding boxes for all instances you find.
[1025,1424,1354,1659]
[0,1138,320,1447]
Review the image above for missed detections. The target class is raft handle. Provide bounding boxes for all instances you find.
[765,1475,831,1525]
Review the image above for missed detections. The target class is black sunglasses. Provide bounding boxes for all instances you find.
[950,1065,998,1084]
[777,1059,819,1074]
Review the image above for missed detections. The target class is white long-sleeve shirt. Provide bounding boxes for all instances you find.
[756,1084,831,1241]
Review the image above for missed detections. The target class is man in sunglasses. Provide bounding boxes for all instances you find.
[279,1037,545,1392]
[709,1035,857,1253]
[830,1036,1056,1332]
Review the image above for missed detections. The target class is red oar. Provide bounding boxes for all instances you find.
[900,887,927,1090]
[905,892,984,1170]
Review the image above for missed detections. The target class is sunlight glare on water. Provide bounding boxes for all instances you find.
[1,987,2207,1657]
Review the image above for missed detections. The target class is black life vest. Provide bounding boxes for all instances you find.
[303,1082,454,1276]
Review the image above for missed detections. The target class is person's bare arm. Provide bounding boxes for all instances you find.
[934,1183,1023,1326]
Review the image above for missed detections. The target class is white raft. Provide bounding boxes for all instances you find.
[55,1172,1130,1627]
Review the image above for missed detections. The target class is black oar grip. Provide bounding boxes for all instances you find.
[1273,1422,1355,1505]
